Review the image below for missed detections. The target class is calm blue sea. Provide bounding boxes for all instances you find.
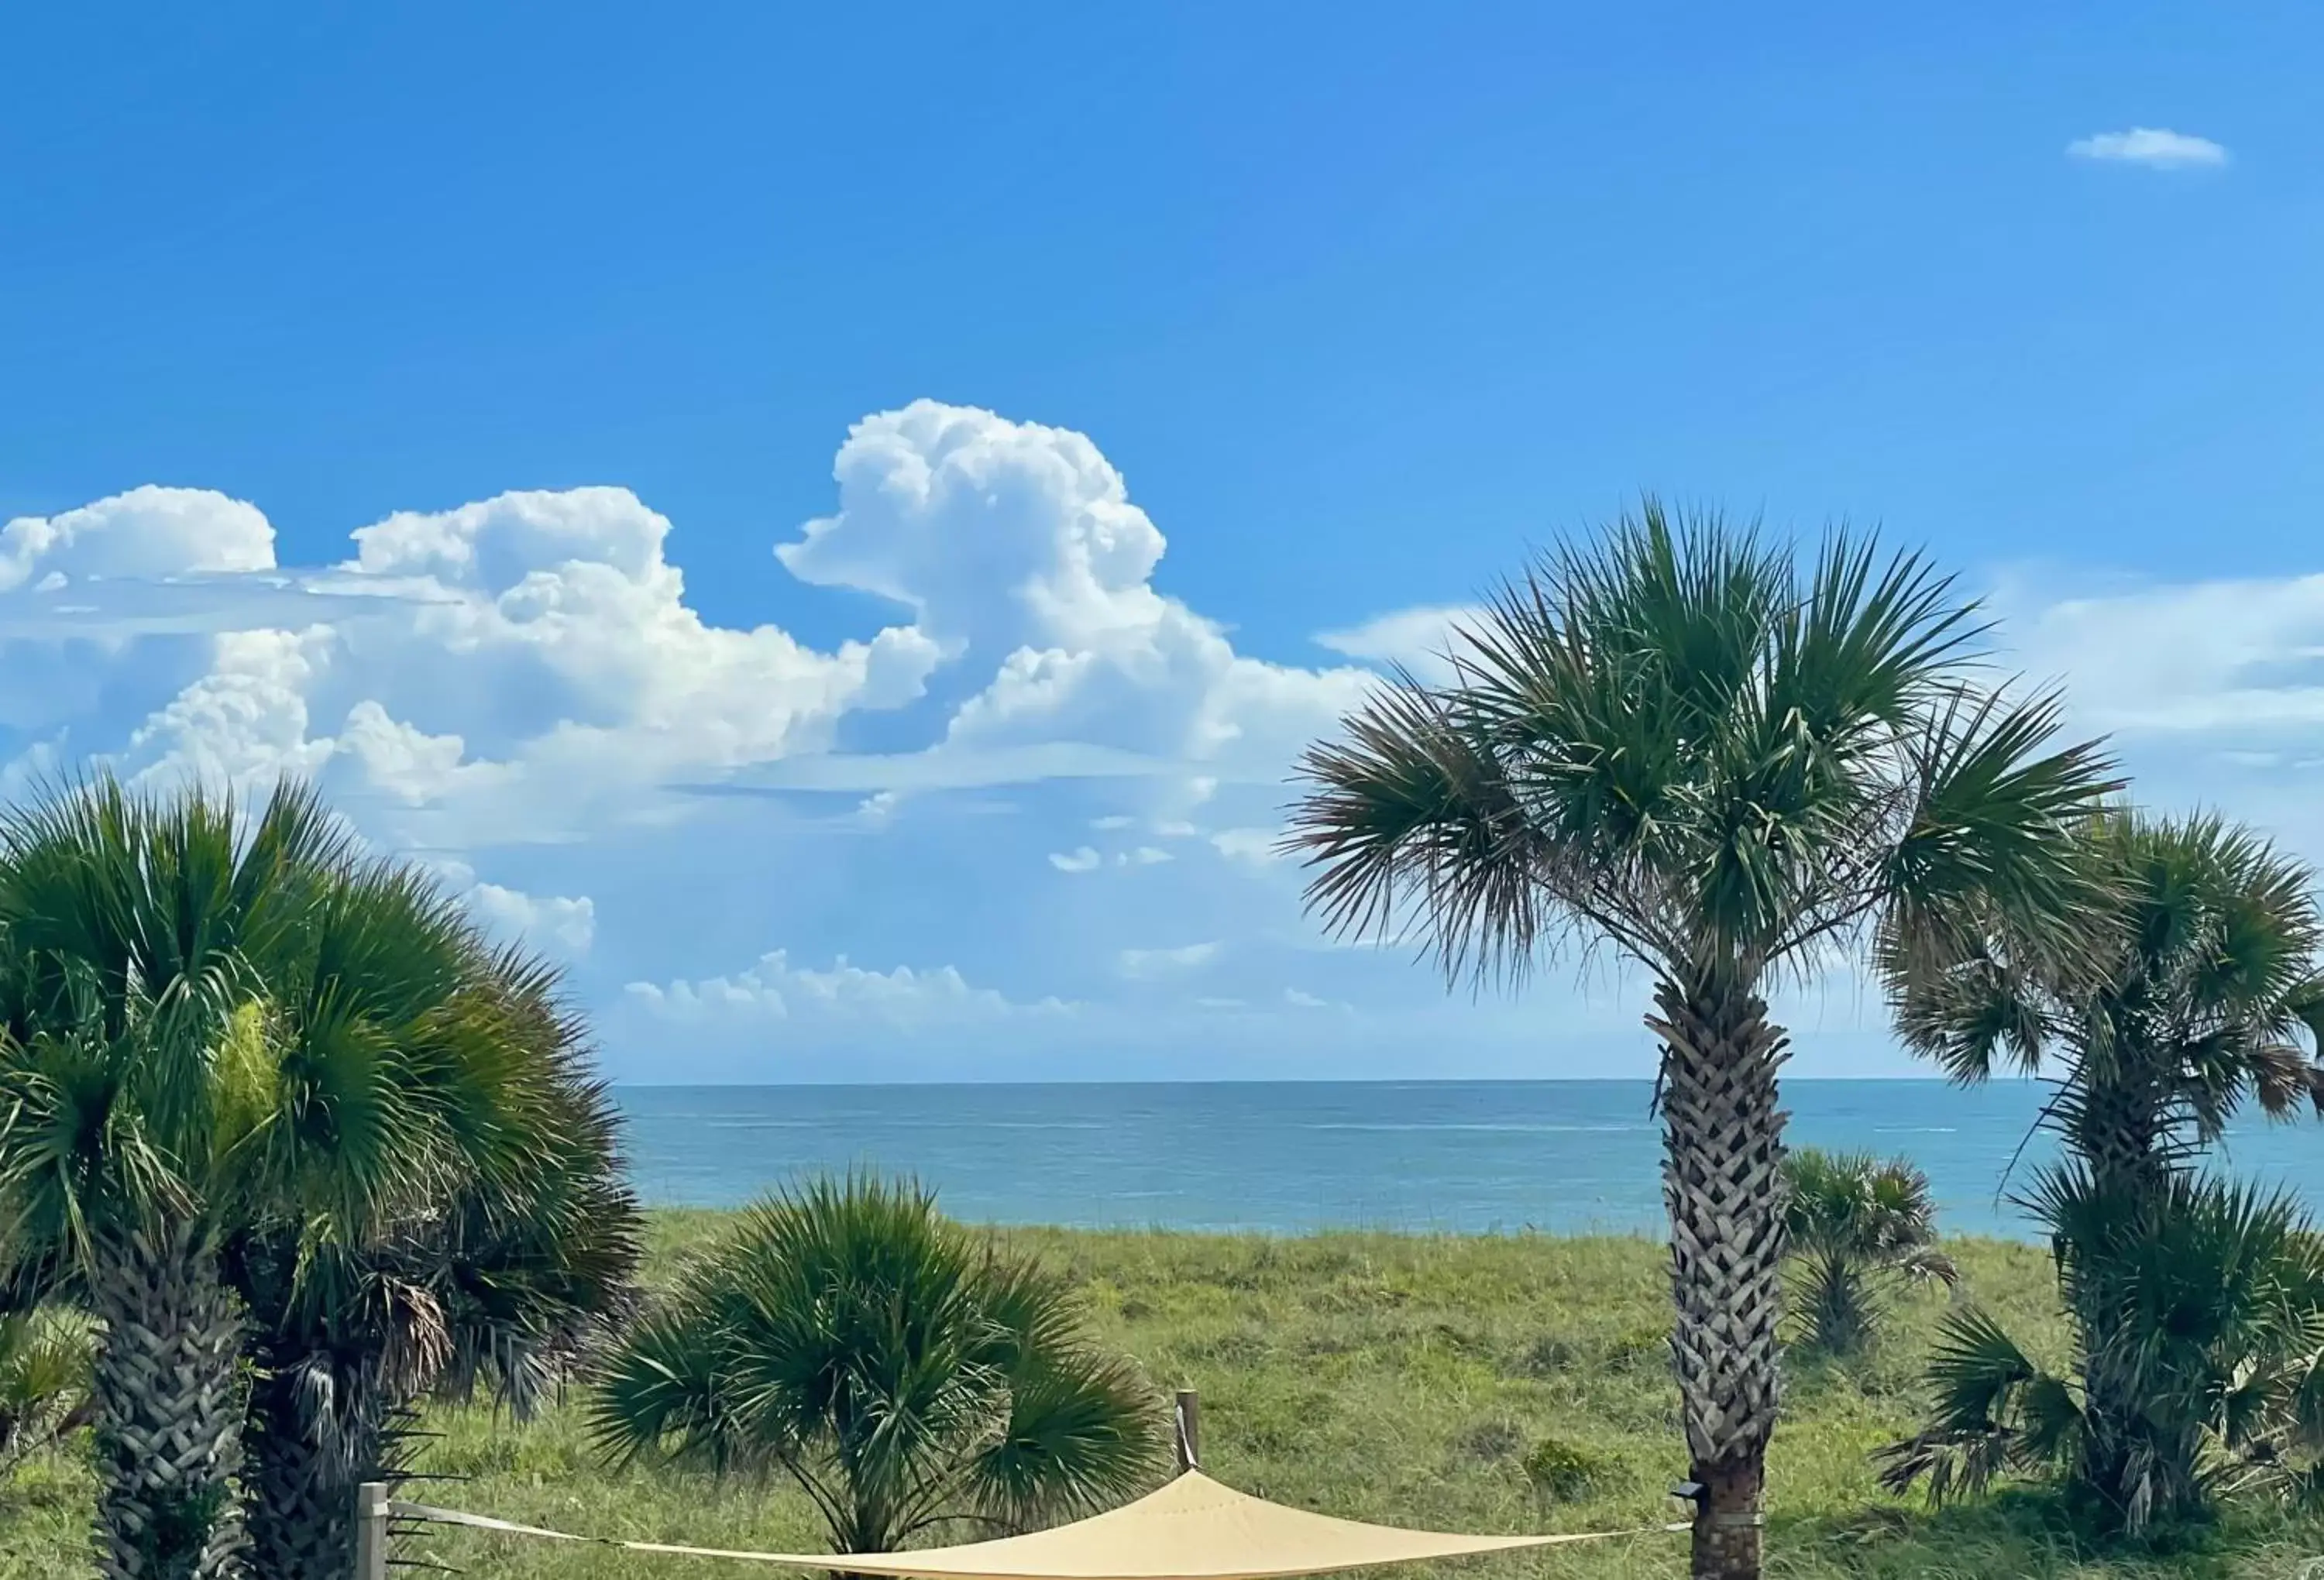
[614,1081,2324,1241]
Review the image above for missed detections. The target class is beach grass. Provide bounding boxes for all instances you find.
[7,1218,2324,1578]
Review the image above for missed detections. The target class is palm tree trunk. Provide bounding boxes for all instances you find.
[1652,977,1788,1580]
[88,1221,246,1580]
[2065,1062,2175,1523]
[2071,1070,2170,1204]
[245,1363,387,1580]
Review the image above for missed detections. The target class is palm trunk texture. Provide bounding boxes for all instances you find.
[1653,977,1788,1580]
[2066,1065,2195,1527]
[88,1221,246,1580]
[245,1364,390,1580]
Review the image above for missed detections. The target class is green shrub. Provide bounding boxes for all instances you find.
[1522,1435,1624,1503]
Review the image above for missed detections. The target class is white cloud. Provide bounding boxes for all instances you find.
[775,402,1377,790]
[1314,603,1481,681]
[103,485,944,835]
[2067,128,2228,170]
[2006,572,2324,737]
[1210,827,1286,867]
[23,402,2118,1081]
[1992,568,2324,874]
[1119,941,1220,978]
[468,882,597,956]
[1,486,275,592]
[625,950,1070,1025]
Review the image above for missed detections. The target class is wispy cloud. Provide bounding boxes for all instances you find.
[1315,603,1481,681]
[1118,941,1220,978]
[2067,128,2228,170]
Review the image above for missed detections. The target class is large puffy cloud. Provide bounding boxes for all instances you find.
[110,486,944,840]
[779,402,1378,788]
[0,486,274,590]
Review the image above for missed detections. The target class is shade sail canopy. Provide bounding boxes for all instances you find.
[746,1472,1627,1580]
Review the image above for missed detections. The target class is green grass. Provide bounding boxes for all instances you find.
[8,1221,2324,1578]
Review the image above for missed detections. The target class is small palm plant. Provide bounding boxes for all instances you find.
[590,1175,1163,1557]
[0,1305,92,1472]
[1882,1168,2324,1530]
[1783,1149,1956,1355]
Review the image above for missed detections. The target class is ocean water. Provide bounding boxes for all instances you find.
[615,1080,2324,1240]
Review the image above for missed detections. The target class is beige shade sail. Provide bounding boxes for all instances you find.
[394,1470,1683,1575]
[644,1472,1661,1580]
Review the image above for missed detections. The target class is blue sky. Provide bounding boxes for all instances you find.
[2,4,2320,1080]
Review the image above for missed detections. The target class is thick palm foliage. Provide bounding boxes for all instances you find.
[1882,1167,2324,1532]
[1287,503,2114,1580]
[590,1175,1162,1559]
[1781,1149,1955,1355]
[232,947,641,1580]
[0,776,583,1580]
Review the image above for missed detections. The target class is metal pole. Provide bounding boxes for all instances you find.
[354,1482,390,1580]
[1174,1389,1201,1474]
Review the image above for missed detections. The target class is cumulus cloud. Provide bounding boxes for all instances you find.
[426,859,596,957]
[1,486,275,591]
[776,402,1377,789]
[41,404,2195,1080]
[2067,128,2228,170]
[100,486,944,839]
[468,882,598,956]
[625,950,1071,1025]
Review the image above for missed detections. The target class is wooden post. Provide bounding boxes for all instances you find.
[1174,1389,1201,1474]
[354,1482,390,1580]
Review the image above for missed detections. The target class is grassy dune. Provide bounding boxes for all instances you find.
[8,1217,2324,1578]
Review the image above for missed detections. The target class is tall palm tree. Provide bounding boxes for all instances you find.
[234,949,641,1580]
[0,777,555,1580]
[1287,504,2113,1580]
[1781,1148,1955,1355]
[1885,809,2324,1525]
[590,1175,1162,1559]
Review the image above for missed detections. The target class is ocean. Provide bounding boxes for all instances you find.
[615,1080,2324,1239]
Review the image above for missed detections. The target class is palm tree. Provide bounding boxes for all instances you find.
[234,950,641,1580]
[590,1175,1162,1559]
[0,777,559,1580]
[1881,1167,2324,1529]
[1886,810,2324,1528]
[1782,1148,1955,1355]
[1287,503,2114,1580]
